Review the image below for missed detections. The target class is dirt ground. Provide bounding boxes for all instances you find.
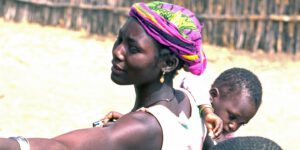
[0,18,299,149]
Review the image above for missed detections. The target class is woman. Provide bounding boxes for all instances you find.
[0,1,207,150]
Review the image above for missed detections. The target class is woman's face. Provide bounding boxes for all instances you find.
[111,18,161,85]
[211,88,257,136]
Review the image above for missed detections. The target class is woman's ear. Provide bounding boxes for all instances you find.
[209,88,220,102]
[159,48,179,73]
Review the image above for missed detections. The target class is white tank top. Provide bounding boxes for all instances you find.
[144,88,207,150]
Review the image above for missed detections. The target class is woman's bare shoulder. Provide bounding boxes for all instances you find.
[107,111,163,150]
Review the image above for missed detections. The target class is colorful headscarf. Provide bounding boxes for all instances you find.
[129,1,206,75]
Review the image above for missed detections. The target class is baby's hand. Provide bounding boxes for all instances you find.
[204,112,223,139]
[93,111,123,127]
[199,105,223,139]
[101,111,123,124]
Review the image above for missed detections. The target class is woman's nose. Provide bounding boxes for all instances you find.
[112,44,125,61]
[228,122,237,132]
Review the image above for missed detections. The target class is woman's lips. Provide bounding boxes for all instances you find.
[111,64,125,74]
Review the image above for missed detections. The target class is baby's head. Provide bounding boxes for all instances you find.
[209,68,262,136]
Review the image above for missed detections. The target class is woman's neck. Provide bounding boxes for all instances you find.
[132,82,175,111]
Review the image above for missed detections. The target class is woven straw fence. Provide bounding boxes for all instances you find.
[1,0,299,54]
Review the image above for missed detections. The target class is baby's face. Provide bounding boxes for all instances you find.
[212,89,257,135]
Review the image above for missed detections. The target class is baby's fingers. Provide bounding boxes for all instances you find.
[101,111,123,123]
[213,121,223,138]
[206,124,214,138]
[101,112,113,124]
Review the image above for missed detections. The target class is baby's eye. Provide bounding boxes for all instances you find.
[228,113,237,120]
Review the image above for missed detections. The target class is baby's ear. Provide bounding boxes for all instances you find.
[209,88,220,99]
[158,48,179,73]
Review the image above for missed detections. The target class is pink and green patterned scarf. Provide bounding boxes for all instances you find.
[129,1,206,75]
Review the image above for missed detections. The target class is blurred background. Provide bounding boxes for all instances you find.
[0,0,299,149]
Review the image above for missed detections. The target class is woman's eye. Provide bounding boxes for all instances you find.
[129,46,140,53]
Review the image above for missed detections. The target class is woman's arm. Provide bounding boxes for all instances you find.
[0,138,22,150]
[0,112,162,150]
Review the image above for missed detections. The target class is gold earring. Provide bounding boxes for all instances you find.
[160,71,165,83]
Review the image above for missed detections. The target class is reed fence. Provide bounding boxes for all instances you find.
[1,0,299,54]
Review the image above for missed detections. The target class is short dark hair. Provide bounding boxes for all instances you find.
[210,136,282,150]
[211,68,262,108]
